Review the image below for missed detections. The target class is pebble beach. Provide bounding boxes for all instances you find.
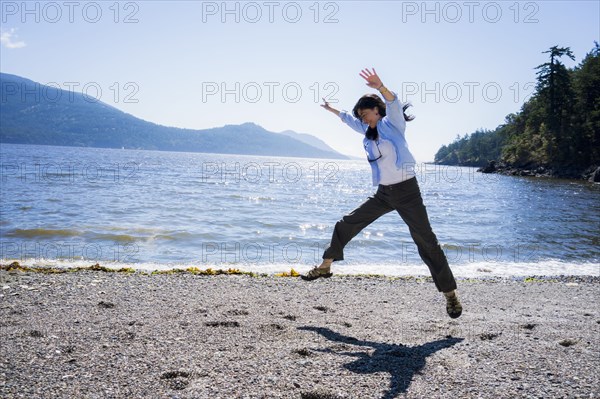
[1,265,599,399]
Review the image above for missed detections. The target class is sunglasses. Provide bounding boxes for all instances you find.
[365,141,382,163]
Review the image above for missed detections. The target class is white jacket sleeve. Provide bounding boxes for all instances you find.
[383,91,406,133]
[339,111,367,135]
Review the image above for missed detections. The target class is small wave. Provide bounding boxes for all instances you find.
[248,196,275,202]
[104,226,163,234]
[5,228,82,238]
[87,227,196,242]
[4,227,196,243]
[227,194,245,199]
[101,226,172,236]
[92,233,141,243]
[299,223,328,231]
[90,231,194,243]
[441,243,464,251]
[155,232,194,241]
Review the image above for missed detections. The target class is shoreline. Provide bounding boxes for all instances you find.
[1,267,599,398]
[479,161,599,182]
[1,261,599,282]
[432,161,600,182]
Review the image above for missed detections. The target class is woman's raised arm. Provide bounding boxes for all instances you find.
[360,67,406,131]
[359,68,395,102]
[320,97,340,116]
[322,97,367,134]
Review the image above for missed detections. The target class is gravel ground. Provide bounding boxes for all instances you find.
[1,269,599,399]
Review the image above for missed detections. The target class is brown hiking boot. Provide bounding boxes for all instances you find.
[445,290,463,319]
[300,265,333,281]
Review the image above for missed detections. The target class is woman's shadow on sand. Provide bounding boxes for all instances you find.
[297,326,463,399]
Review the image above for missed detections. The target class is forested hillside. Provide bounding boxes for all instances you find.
[435,43,599,179]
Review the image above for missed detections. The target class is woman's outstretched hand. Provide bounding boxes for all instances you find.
[320,97,340,116]
[359,68,383,89]
[321,98,340,116]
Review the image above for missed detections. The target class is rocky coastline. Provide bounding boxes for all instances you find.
[476,160,600,182]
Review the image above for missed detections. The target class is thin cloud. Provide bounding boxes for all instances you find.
[1,29,26,49]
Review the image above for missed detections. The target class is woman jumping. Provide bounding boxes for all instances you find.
[301,68,462,319]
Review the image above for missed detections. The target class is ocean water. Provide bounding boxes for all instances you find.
[1,143,599,277]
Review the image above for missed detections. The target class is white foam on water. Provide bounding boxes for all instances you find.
[2,258,598,277]
[284,260,600,277]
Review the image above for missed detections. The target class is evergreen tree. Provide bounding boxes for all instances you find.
[534,46,576,165]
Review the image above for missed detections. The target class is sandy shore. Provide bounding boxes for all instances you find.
[1,268,599,399]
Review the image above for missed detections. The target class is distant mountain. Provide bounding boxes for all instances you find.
[0,73,349,159]
[278,129,340,154]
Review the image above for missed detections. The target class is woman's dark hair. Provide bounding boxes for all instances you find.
[352,94,415,140]
[352,94,415,122]
[352,94,387,119]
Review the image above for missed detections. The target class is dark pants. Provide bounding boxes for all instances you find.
[323,177,457,293]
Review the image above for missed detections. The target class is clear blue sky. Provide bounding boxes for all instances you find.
[1,1,598,161]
